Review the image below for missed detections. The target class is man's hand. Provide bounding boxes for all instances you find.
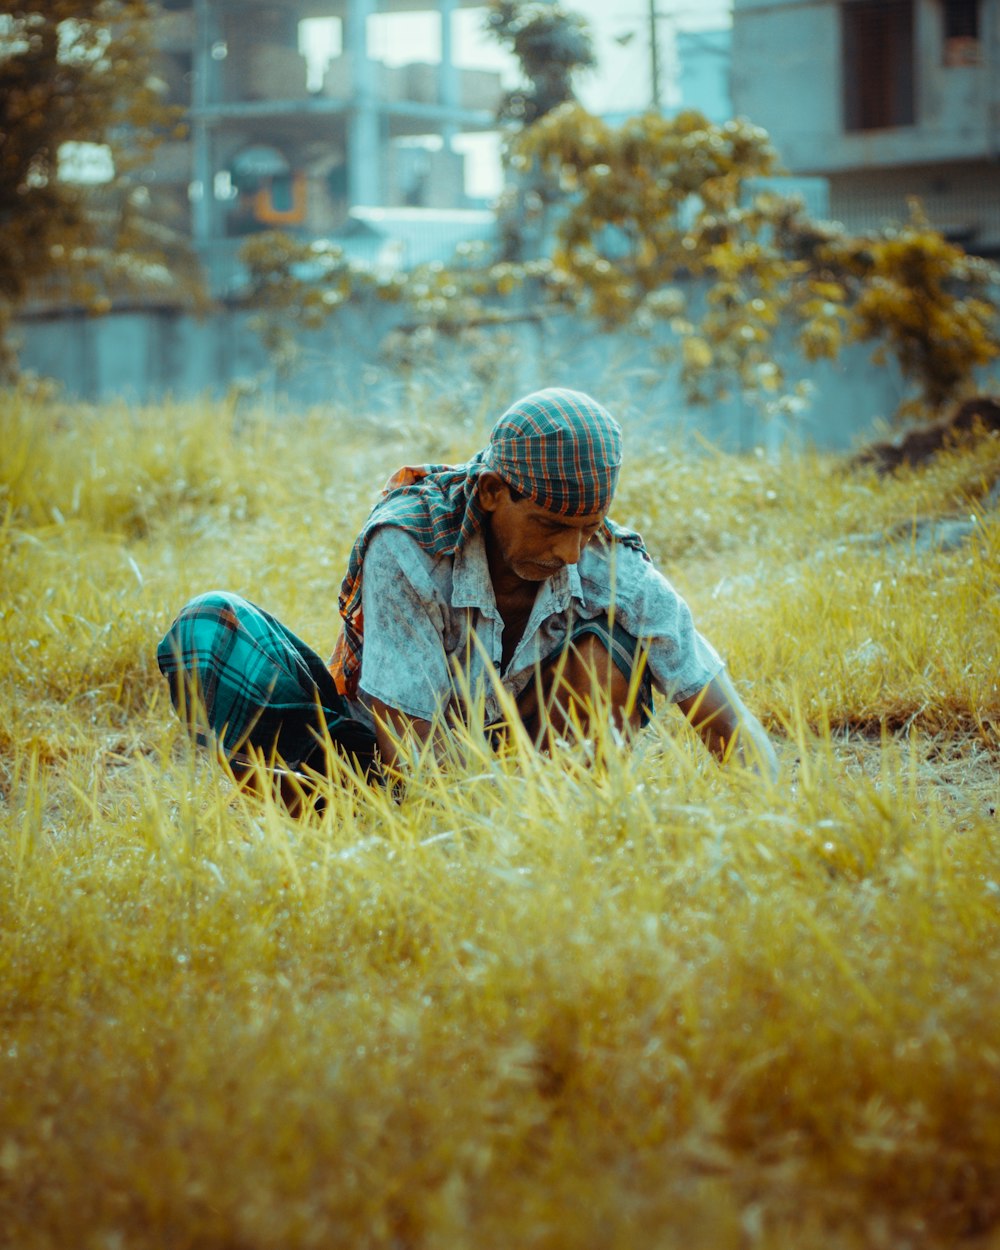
[368,699,440,775]
[677,671,779,781]
[371,671,780,783]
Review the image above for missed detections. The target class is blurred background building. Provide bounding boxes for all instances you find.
[146,0,506,293]
[15,0,999,433]
[677,26,732,123]
[731,0,1000,256]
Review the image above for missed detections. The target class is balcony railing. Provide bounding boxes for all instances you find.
[829,182,1000,249]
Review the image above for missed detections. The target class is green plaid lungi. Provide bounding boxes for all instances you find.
[157,592,652,775]
[156,592,378,773]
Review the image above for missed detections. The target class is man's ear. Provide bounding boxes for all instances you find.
[477,471,510,513]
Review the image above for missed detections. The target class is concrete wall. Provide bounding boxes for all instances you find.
[733,0,842,167]
[16,296,991,454]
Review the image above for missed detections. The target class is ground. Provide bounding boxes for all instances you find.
[1,390,999,1249]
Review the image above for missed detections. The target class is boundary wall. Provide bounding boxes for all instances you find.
[13,299,997,452]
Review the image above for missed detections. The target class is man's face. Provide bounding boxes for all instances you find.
[482,483,606,583]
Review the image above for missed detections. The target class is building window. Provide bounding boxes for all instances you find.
[942,0,980,65]
[842,0,916,131]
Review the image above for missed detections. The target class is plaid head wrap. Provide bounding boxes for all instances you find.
[329,388,645,697]
[483,388,622,515]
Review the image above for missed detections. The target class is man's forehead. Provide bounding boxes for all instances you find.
[522,499,607,528]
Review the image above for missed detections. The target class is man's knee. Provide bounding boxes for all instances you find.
[175,590,247,625]
[560,630,650,734]
[157,590,251,720]
[158,592,247,662]
[561,632,630,703]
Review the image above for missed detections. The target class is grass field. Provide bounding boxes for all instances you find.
[2,385,999,1249]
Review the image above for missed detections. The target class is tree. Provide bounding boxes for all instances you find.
[510,103,999,415]
[485,0,595,127]
[485,0,596,263]
[236,5,998,422]
[512,104,801,398]
[0,1,197,375]
[815,204,1000,418]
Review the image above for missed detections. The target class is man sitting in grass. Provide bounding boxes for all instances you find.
[158,388,778,792]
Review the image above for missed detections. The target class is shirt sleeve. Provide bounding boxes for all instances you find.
[356,527,454,722]
[594,543,725,702]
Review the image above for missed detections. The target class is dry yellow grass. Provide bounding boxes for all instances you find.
[1,386,999,1249]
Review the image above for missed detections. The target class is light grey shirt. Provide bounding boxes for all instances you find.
[346,525,724,729]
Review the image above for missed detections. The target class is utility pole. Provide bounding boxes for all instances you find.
[649,0,662,110]
[191,0,219,249]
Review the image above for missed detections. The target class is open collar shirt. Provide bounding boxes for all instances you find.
[345,525,724,730]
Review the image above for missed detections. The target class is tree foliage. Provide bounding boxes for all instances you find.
[236,0,998,423]
[514,105,805,398]
[485,0,595,127]
[485,0,596,263]
[244,93,998,420]
[816,206,1000,415]
[238,229,555,379]
[0,0,198,374]
[513,105,999,413]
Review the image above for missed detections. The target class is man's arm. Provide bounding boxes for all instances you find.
[677,669,779,780]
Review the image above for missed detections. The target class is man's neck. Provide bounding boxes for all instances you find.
[491,566,536,611]
[491,574,537,670]
[482,525,539,672]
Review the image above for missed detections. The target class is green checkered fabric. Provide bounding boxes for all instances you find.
[157,592,376,770]
[483,388,622,515]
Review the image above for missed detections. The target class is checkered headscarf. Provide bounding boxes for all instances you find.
[330,389,642,697]
[483,389,622,515]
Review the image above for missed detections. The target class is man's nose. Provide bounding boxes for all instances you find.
[553,529,587,565]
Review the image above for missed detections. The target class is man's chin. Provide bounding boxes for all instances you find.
[513,561,564,581]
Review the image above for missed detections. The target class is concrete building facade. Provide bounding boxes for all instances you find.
[677,27,733,124]
[731,0,1000,254]
[146,1,503,293]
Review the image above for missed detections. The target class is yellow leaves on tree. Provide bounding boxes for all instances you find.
[824,212,1000,414]
[240,89,998,421]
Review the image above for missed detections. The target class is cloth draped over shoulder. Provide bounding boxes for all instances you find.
[329,387,649,698]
